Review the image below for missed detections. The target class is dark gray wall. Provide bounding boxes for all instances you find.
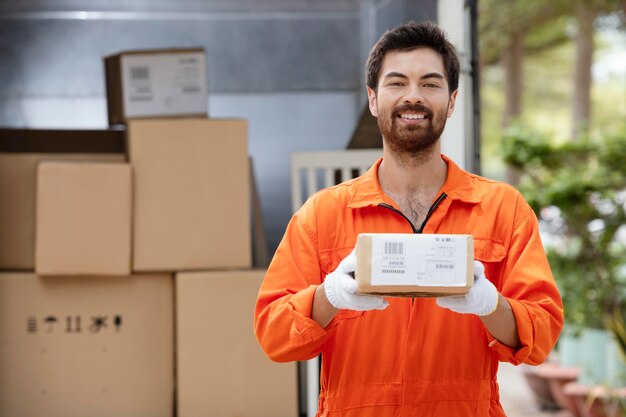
[0,0,358,13]
[376,0,437,37]
[0,14,361,97]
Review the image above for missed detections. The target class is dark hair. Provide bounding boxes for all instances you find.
[366,21,460,93]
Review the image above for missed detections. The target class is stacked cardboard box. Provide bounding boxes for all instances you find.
[128,118,251,271]
[104,48,208,125]
[0,115,294,416]
[176,270,298,417]
[0,49,295,417]
[125,117,296,416]
[36,162,132,276]
[0,128,174,417]
[104,53,293,414]
[0,273,174,417]
[0,128,126,270]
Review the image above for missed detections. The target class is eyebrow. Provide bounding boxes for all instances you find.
[383,71,445,81]
[383,72,409,81]
[420,72,445,80]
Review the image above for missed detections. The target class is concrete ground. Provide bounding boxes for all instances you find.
[498,362,570,417]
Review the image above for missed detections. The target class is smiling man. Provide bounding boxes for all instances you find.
[373,50,452,161]
[254,21,563,416]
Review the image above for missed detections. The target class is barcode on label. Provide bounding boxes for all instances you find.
[435,264,454,269]
[130,66,150,80]
[384,242,403,255]
[382,269,405,274]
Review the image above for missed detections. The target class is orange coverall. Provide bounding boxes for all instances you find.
[254,156,564,416]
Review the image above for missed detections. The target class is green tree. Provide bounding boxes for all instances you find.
[479,1,626,180]
[502,124,626,330]
[570,0,626,138]
[479,0,571,183]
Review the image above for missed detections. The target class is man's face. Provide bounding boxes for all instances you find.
[367,48,458,157]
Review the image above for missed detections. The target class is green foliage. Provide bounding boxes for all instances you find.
[502,124,626,331]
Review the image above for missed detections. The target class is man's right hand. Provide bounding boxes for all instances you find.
[323,249,389,311]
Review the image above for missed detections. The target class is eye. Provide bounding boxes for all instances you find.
[388,81,404,87]
[424,83,440,88]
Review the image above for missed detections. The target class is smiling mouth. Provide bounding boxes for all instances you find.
[398,113,427,120]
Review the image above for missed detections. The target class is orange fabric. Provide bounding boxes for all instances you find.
[254,156,564,417]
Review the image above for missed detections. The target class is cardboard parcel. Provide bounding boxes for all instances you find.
[0,152,125,270]
[104,48,208,125]
[35,162,132,276]
[176,269,298,417]
[0,273,174,417]
[128,118,251,271]
[0,128,125,270]
[356,233,474,297]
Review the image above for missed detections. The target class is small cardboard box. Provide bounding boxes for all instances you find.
[356,233,474,297]
[0,273,174,417]
[176,269,298,417]
[35,162,132,276]
[128,118,251,272]
[0,127,125,270]
[104,48,208,125]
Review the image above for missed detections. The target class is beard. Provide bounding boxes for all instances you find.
[377,102,448,161]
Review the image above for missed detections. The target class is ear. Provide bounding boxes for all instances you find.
[446,89,459,118]
[367,87,378,118]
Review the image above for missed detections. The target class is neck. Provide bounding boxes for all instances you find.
[378,143,448,198]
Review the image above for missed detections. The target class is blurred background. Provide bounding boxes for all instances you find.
[0,0,625,417]
[478,2,626,416]
[479,0,626,180]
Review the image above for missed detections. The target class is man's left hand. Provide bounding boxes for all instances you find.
[436,260,499,316]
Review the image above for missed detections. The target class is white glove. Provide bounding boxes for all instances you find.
[436,260,499,316]
[324,249,389,311]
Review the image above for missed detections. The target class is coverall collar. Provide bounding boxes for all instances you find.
[347,154,481,209]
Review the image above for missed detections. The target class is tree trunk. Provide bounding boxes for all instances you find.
[502,29,525,127]
[502,29,525,185]
[571,3,597,139]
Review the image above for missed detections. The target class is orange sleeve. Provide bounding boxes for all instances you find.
[488,198,564,365]
[254,204,334,363]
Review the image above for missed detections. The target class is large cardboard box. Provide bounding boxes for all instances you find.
[35,162,132,276]
[128,118,251,271]
[356,233,474,297]
[104,48,208,125]
[176,269,298,417]
[0,128,125,270]
[0,273,174,417]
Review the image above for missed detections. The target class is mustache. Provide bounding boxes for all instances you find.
[391,104,433,119]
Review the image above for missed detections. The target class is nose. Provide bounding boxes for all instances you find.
[403,84,423,104]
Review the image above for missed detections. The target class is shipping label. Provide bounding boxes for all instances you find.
[370,235,468,286]
[122,52,207,117]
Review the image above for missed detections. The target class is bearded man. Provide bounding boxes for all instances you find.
[254,21,563,417]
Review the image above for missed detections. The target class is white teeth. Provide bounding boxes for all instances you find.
[400,114,425,120]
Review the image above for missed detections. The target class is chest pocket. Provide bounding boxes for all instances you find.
[473,236,506,263]
[473,236,506,289]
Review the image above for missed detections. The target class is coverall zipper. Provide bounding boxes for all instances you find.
[378,192,449,306]
[378,192,448,233]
